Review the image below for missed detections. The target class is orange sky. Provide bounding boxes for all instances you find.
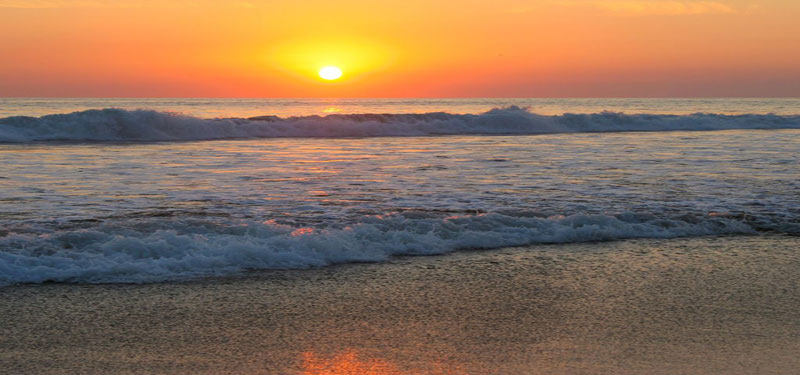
[1,0,798,97]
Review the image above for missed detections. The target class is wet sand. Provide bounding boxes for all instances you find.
[2,234,799,374]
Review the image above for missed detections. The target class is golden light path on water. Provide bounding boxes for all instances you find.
[300,350,462,375]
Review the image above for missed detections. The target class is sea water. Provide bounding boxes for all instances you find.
[1,98,798,284]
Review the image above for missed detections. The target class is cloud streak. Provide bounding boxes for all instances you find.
[0,0,104,7]
[0,0,256,8]
[592,1,735,16]
[501,1,738,17]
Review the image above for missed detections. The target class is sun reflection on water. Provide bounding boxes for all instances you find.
[299,350,467,375]
[301,350,401,375]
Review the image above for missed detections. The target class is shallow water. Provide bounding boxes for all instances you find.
[2,98,800,284]
[2,125,799,283]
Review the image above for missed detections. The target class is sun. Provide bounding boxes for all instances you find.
[318,66,343,80]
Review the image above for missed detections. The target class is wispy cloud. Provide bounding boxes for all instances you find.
[0,0,254,8]
[501,1,738,17]
[0,0,105,8]
[589,1,736,16]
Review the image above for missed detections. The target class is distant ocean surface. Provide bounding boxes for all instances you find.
[4,98,800,119]
[1,98,799,285]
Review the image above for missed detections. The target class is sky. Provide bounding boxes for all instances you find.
[0,0,798,97]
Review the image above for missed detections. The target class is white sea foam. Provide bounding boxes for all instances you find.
[1,107,799,143]
[0,212,756,285]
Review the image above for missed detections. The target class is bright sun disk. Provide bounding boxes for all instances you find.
[319,66,343,80]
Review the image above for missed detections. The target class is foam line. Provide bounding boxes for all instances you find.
[0,212,756,284]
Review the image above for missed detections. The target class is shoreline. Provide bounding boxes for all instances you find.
[2,234,799,374]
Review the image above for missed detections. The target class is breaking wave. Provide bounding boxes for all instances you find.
[0,211,762,285]
[2,106,799,143]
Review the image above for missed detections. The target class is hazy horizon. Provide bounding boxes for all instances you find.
[3,96,800,99]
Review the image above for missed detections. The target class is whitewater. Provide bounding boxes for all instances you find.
[2,106,800,143]
[1,98,799,285]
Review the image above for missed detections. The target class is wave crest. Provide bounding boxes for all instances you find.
[2,106,799,143]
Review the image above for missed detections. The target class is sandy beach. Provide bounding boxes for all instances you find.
[2,234,798,375]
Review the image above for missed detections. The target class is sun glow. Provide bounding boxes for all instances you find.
[269,37,395,90]
[319,66,343,80]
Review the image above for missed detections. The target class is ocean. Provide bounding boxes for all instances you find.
[1,98,799,285]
